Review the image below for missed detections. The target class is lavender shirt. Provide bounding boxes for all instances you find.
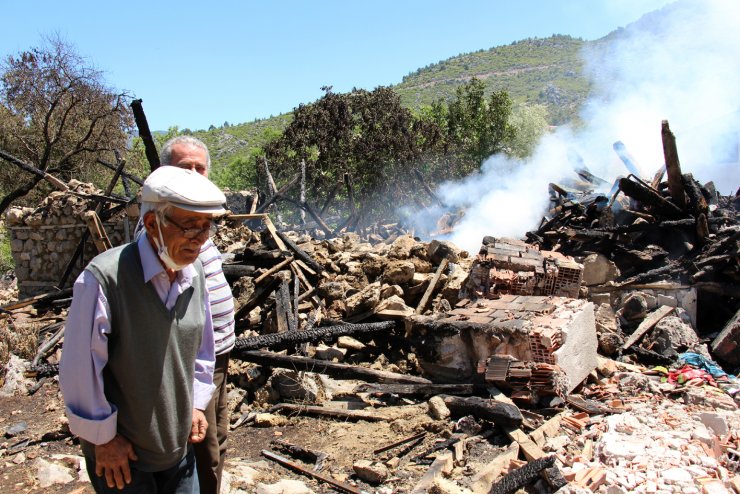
[59,234,216,446]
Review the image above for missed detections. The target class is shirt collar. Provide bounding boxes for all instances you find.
[137,234,197,285]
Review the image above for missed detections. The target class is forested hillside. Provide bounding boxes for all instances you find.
[194,34,592,175]
[396,34,588,124]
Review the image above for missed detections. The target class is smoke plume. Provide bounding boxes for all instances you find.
[421,0,740,253]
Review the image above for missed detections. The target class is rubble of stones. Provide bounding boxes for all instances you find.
[1,172,739,494]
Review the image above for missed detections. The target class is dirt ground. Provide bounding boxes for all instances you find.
[0,376,489,494]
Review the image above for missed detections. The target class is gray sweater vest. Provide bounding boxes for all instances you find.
[86,242,206,471]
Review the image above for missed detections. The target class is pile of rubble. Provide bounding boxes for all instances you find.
[1,135,739,492]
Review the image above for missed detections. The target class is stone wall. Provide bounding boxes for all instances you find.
[5,181,131,298]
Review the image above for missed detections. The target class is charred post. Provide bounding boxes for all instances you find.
[130,99,160,171]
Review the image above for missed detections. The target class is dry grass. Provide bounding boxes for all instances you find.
[0,315,40,368]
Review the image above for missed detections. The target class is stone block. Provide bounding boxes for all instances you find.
[582,253,620,286]
[698,412,729,437]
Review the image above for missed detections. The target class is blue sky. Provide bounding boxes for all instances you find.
[2,0,675,131]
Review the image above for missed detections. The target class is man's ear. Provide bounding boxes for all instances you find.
[143,211,158,236]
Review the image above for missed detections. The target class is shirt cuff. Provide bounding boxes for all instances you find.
[193,381,216,410]
[65,405,118,445]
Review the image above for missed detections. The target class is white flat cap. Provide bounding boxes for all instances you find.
[141,166,227,215]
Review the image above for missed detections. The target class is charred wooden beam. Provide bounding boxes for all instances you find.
[320,181,342,216]
[487,455,556,494]
[597,216,728,234]
[618,177,684,218]
[682,173,708,218]
[374,432,427,455]
[275,278,294,333]
[233,275,282,323]
[299,200,333,237]
[269,403,390,422]
[270,439,327,471]
[661,120,687,210]
[612,141,642,177]
[354,383,475,396]
[275,230,324,273]
[615,263,677,287]
[261,450,362,494]
[0,148,68,191]
[97,159,144,186]
[1,288,73,312]
[221,264,256,280]
[441,395,523,428]
[236,349,432,384]
[130,99,160,171]
[542,465,568,490]
[233,320,396,352]
[412,434,465,464]
[255,172,301,214]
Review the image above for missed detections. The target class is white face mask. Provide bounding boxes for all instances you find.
[152,215,189,271]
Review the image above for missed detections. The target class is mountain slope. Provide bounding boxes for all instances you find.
[197,34,593,173]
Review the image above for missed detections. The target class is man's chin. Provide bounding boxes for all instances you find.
[176,254,198,266]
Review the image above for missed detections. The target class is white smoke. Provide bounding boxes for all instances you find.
[422,0,740,253]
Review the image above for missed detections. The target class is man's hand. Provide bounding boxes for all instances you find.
[189,408,208,443]
[95,434,137,490]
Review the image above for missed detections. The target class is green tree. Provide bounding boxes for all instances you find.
[506,104,549,159]
[0,36,133,214]
[263,86,441,220]
[445,77,514,171]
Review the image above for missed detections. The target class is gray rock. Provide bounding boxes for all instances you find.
[427,240,461,265]
[582,253,619,286]
[428,396,451,420]
[383,260,415,285]
[5,421,28,438]
[256,479,315,494]
[35,458,75,488]
[353,459,389,484]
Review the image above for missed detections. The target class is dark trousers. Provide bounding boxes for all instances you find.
[83,445,199,494]
[193,352,230,493]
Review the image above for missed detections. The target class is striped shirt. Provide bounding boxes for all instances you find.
[199,238,235,355]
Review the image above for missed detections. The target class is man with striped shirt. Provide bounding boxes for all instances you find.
[160,136,235,494]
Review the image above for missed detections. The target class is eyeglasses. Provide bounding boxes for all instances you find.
[163,214,217,239]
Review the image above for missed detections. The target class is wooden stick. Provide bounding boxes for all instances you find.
[661,120,687,210]
[622,305,675,350]
[83,211,112,253]
[374,432,426,455]
[415,259,449,315]
[254,256,293,285]
[263,215,288,251]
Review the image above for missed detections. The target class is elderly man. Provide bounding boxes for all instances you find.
[159,136,235,494]
[60,166,226,493]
